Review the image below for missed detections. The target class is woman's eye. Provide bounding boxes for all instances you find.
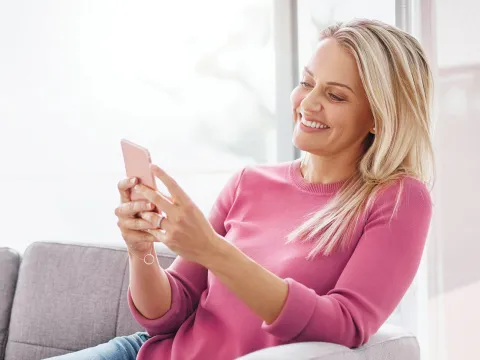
[328,93,344,102]
[299,83,344,101]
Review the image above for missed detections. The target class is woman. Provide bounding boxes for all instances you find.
[46,18,434,360]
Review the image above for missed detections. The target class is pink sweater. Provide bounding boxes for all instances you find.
[127,158,432,360]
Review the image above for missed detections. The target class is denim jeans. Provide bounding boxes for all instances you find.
[43,331,152,360]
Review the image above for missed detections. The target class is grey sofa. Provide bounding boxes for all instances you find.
[0,242,420,360]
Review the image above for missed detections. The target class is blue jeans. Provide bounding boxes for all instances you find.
[43,331,152,360]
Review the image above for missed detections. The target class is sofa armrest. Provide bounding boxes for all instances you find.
[235,324,420,360]
[236,342,353,360]
[0,247,21,360]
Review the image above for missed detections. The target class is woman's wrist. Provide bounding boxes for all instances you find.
[202,236,235,271]
[127,243,156,264]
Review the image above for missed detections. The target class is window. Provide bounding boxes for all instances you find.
[424,0,480,358]
[0,0,276,252]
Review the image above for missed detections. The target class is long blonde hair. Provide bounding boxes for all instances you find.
[286,19,435,259]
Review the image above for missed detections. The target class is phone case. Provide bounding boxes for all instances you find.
[120,138,157,201]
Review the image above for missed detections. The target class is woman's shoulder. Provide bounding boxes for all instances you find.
[236,161,293,185]
[367,175,432,219]
[379,175,431,200]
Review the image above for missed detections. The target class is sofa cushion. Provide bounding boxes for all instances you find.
[4,241,176,360]
[236,324,420,360]
[0,247,21,360]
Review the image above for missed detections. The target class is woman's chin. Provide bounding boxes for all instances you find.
[293,138,318,153]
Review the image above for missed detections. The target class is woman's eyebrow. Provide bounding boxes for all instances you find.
[303,66,355,95]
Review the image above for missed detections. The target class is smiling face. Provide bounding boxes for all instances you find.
[291,38,375,160]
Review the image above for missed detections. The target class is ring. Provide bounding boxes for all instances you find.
[157,214,166,229]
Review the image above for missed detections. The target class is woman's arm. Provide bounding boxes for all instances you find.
[206,178,432,348]
[128,248,172,320]
[128,255,208,336]
[127,167,246,336]
[205,240,289,325]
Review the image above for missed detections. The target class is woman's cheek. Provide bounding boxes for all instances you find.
[290,86,304,108]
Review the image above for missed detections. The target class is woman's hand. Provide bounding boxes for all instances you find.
[115,177,162,259]
[133,164,222,267]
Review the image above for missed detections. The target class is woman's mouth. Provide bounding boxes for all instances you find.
[298,114,331,133]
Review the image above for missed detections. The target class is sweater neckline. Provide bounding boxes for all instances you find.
[289,158,349,195]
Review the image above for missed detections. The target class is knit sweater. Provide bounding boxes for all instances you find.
[127,158,432,360]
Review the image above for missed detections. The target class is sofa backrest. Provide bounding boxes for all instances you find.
[3,241,176,360]
[0,247,21,360]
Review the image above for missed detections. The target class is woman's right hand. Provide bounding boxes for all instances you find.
[115,177,160,259]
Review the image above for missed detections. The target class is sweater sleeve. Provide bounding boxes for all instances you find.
[127,167,245,337]
[261,178,433,348]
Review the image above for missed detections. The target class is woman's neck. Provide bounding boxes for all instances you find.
[300,155,357,184]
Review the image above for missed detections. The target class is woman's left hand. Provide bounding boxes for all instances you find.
[132,164,222,267]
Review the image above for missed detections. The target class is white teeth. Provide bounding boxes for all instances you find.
[300,118,329,129]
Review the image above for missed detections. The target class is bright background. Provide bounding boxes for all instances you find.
[0,0,477,359]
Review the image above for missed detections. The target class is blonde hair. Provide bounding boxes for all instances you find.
[286,18,435,259]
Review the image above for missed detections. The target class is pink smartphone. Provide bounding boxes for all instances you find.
[120,138,157,201]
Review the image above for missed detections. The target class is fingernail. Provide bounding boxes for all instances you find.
[130,178,136,184]
[146,203,153,209]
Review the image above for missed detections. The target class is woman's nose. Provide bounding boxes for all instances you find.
[300,98,323,113]
[300,89,324,112]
